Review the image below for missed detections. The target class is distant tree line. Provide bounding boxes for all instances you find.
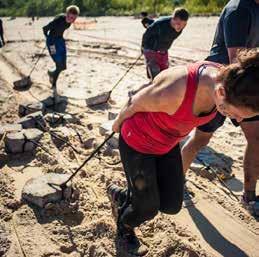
[0,0,229,17]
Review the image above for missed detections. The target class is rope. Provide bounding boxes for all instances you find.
[29,46,46,77]
[109,53,142,94]
[29,115,80,154]
[196,156,239,201]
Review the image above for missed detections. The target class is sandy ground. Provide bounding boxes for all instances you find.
[0,17,258,257]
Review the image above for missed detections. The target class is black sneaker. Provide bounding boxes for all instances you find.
[118,223,148,256]
[107,184,125,221]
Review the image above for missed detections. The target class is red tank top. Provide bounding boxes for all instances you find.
[121,61,219,155]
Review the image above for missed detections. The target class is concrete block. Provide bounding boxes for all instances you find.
[22,173,72,208]
[23,129,43,152]
[5,131,25,153]
[0,124,22,136]
[99,121,113,136]
[19,102,45,117]
[4,129,43,153]
[17,111,46,129]
[86,92,110,106]
[99,121,118,149]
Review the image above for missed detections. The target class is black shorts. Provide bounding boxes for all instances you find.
[198,112,259,133]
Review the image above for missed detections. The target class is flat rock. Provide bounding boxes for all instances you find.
[99,120,113,136]
[17,111,46,129]
[0,124,22,136]
[86,92,110,106]
[99,121,118,149]
[19,102,45,117]
[22,173,72,208]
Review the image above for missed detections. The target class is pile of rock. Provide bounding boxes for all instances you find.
[0,106,46,154]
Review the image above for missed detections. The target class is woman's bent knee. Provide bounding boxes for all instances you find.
[160,201,182,215]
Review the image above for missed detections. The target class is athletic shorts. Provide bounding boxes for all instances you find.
[46,36,67,66]
[198,109,259,133]
[144,49,169,79]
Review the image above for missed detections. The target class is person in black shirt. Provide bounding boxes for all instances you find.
[140,12,154,29]
[142,8,189,80]
[43,5,79,87]
[181,0,259,217]
[0,18,5,48]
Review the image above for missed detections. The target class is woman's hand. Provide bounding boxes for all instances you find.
[112,118,122,133]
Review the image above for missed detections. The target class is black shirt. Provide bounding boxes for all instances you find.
[141,17,154,28]
[43,14,71,38]
[142,16,182,51]
[207,0,259,64]
[0,19,4,44]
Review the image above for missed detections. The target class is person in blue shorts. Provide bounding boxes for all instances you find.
[43,5,79,87]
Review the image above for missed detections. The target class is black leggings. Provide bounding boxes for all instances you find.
[118,135,184,228]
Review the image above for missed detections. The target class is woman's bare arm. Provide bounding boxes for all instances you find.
[112,67,187,132]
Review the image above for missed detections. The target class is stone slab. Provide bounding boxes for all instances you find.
[22,173,72,208]
[99,120,113,136]
[99,121,118,149]
[17,111,46,129]
[19,102,45,117]
[0,124,22,136]
[86,92,110,106]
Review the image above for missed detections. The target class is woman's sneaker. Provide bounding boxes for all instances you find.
[107,184,125,221]
[117,223,148,256]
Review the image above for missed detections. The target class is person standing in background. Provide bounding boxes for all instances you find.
[181,0,259,217]
[0,18,5,48]
[141,8,189,80]
[43,5,80,88]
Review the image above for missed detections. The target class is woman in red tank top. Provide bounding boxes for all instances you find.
[108,50,259,256]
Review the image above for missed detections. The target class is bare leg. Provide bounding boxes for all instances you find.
[181,129,213,174]
[240,121,259,196]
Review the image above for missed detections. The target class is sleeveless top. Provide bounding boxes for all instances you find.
[121,61,219,155]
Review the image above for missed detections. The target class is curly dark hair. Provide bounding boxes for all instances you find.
[217,49,259,112]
